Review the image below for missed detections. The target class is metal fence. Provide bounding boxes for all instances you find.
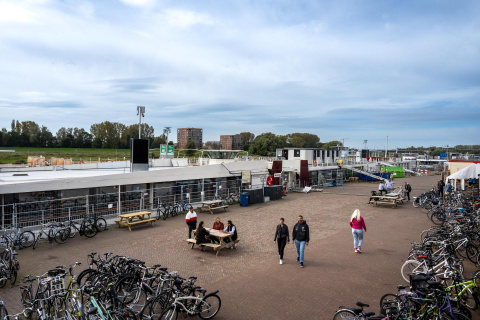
[0,179,247,230]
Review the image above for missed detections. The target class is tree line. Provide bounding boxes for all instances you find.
[0,120,171,149]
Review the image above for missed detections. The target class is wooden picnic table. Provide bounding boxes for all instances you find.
[115,211,156,231]
[199,200,228,214]
[186,228,239,256]
[368,195,404,208]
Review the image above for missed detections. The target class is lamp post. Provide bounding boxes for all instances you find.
[137,106,145,139]
[163,127,171,145]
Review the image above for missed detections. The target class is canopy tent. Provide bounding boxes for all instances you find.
[445,164,480,190]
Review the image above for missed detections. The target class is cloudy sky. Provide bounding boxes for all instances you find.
[0,0,479,149]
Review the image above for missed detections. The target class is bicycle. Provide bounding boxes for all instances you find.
[0,229,35,249]
[0,246,19,287]
[65,216,98,239]
[157,203,177,220]
[32,223,67,250]
[158,289,221,320]
[90,213,108,232]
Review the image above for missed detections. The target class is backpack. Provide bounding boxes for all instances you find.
[406,184,412,192]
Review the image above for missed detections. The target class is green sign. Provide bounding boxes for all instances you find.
[160,145,167,156]
[160,145,174,157]
[167,145,174,156]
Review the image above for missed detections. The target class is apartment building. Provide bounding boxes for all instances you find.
[220,134,244,150]
[177,128,203,149]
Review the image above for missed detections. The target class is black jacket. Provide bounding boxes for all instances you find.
[292,221,309,242]
[274,224,290,242]
[196,227,210,244]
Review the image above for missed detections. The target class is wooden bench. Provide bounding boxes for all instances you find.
[186,238,240,256]
[115,211,156,231]
[200,201,229,215]
[368,196,402,208]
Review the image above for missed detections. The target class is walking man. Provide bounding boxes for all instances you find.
[185,207,197,239]
[437,179,445,198]
[404,182,412,201]
[274,218,289,265]
[292,215,309,268]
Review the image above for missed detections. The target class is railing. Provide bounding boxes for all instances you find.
[0,180,248,231]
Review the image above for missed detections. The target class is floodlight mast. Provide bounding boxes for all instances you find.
[137,106,145,139]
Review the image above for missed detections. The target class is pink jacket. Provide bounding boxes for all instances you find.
[350,217,367,231]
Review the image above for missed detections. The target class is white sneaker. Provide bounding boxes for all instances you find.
[280,259,283,265]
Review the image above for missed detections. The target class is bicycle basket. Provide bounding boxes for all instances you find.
[409,274,432,292]
[432,198,439,205]
[47,269,66,277]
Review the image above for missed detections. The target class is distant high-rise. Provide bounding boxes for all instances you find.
[177,128,203,149]
[220,134,244,150]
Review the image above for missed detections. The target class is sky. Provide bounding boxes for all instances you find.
[0,0,479,149]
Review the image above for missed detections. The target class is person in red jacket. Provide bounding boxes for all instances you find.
[185,207,197,239]
[349,209,367,253]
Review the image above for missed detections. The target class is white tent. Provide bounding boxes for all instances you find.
[445,163,480,190]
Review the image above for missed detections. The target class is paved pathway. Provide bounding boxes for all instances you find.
[1,175,478,319]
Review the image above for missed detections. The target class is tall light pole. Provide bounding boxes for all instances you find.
[364,140,368,150]
[137,106,145,139]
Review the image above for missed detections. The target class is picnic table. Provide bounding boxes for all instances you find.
[115,211,156,231]
[368,190,405,207]
[199,200,228,214]
[186,228,240,256]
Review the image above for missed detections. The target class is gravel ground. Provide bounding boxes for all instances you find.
[1,174,479,320]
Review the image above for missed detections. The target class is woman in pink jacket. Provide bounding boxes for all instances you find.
[349,209,367,253]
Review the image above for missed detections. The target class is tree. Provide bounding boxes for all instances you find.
[185,140,196,156]
[121,124,155,148]
[205,141,221,149]
[151,135,167,149]
[248,132,282,156]
[239,132,255,151]
[56,127,74,147]
[73,128,93,148]
[322,140,342,149]
[90,121,126,148]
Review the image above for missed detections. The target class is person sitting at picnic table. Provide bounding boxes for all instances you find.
[385,179,394,194]
[378,181,386,195]
[195,221,212,252]
[209,218,224,244]
[223,220,238,249]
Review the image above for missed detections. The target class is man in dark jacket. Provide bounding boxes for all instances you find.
[404,182,412,201]
[292,215,309,268]
[437,180,445,198]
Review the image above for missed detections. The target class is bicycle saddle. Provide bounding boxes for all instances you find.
[397,285,408,290]
[356,302,369,308]
[196,288,207,294]
[159,267,168,271]
[189,276,197,280]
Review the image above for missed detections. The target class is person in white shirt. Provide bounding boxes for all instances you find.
[185,207,197,239]
[378,182,386,195]
[385,179,394,194]
[223,220,238,249]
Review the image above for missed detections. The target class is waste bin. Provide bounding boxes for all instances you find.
[240,193,249,207]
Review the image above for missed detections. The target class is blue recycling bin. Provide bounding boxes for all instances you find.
[240,193,249,207]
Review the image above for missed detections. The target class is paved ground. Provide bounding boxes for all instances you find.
[1,174,479,319]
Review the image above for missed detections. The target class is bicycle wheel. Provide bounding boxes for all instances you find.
[0,269,7,288]
[77,269,97,287]
[198,294,221,319]
[32,236,39,250]
[81,221,98,238]
[455,282,478,310]
[401,260,426,282]
[110,308,137,320]
[379,293,398,314]
[10,268,17,285]
[54,229,69,244]
[430,212,445,225]
[332,309,357,320]
[115,276,138,304]
[465,244,479,264]
[95,218,107,232]
[162,209,169,220]
[158,306,178,320]
[420,202,432,213]
[19,231,35,248]
[68,223,78,238]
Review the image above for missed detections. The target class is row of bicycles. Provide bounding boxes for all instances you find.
[333,191,480,319]
[156,193,239,220]
[0,251,221,320]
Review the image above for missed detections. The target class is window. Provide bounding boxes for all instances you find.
[294,149,300,157]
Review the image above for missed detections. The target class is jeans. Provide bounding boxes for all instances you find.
[295,240,306,263]
[404,191,410,201]
[188,225,196,239]
[277,237,287,259]
[352,229,364,249]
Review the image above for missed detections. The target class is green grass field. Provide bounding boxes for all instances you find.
[0,147,207,164]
